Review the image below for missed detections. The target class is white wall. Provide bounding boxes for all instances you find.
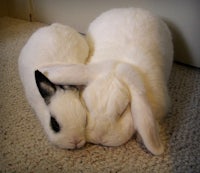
[3,0,200,67]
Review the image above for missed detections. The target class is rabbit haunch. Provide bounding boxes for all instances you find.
[18,23,89,149]
[40,8,173,155]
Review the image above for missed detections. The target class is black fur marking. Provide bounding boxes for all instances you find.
[59,85,65,90]
[35,70,56,104]
[50,116,61,133]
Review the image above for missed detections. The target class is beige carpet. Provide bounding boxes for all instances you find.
[0,17,199,173]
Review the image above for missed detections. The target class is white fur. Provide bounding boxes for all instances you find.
[18,23,89,149]
[40,7,173,155]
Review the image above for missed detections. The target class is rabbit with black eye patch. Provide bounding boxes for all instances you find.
[39,7,173,155]
[18,23,89,149]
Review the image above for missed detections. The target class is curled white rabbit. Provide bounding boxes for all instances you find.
[40,7,173,155]
[18,23,89,149]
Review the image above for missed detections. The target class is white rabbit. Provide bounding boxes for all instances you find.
[40,7,173,155]
[18,23,89,149]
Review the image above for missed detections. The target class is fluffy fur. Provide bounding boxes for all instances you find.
[40,7,173,155]
[18,23,89,149]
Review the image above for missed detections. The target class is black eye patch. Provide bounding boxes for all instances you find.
[50,116,61,133]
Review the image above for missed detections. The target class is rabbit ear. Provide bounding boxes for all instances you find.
[39,61,117,86]
[131,91,164,155]
[39,64,91,86]
[35,70,57,104]
[116,63,164,155]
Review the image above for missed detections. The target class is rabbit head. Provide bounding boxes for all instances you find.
[39,61,164,155]
[34,70,87,149]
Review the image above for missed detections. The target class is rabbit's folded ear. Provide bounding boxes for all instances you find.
[39,61,117,87]
[39,64,91,86]
[116,63,164,155]
[131,92,164,155]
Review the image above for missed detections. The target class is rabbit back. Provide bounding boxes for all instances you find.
[87,7,173,81]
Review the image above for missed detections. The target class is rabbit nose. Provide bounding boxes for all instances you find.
[71,138,86,149]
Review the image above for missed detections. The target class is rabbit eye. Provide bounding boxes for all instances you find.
[119,104,130,118]
[50,115,61,133]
